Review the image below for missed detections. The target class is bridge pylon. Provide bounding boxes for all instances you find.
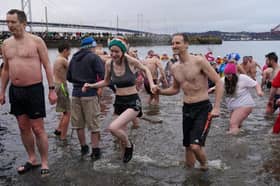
[21,0,32,32]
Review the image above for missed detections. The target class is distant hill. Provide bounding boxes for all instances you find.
[184,31,280,41]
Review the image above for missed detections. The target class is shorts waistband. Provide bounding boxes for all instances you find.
[115,94,138,99]
[11,82,43,88]
[183,100,210,107]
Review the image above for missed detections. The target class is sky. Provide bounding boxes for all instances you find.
[0,0,279,34]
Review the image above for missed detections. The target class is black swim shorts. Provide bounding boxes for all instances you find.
[182,100,213,147]
[9,82,46,119]
[114,94,142,117]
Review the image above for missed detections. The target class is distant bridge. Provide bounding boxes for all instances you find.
[271,24,280,33]
[0,20,156,35]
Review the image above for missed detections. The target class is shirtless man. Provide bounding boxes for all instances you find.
[240,56,261,80]
[0,9,57,176]
[53,42,71,140]
[248,56,261,80]
[144,54,167,105]
[157,33,223,170]
[239,56,250,75]
[265,52,280,115]
[261,59,273,89]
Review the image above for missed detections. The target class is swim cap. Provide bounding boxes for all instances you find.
[81,37,97,49]
[228,53,241,62]
[224,63,237,74]
[108,39,127,53]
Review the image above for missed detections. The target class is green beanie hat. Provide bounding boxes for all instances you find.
[108,39,127,53]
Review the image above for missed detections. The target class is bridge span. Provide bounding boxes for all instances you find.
[0,20,156,35]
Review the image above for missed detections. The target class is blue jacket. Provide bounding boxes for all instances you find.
[67,49,105,97]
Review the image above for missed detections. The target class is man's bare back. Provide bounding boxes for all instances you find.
[53,56,68,84]
[145,56,161,80]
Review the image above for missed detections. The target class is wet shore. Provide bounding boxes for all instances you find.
[1,85,280,185]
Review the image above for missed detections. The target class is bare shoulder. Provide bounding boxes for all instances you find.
[194,55,206,65]
[55,56,67,65]
[29,33,45,45]
[2,36,14,47]
[126,54,138,63]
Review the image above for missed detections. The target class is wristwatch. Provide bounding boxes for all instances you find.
[49,86,55,90]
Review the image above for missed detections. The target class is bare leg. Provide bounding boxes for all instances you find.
[227,107,253,135]
[77,128,86,146]
[108,109,138,147]
[189,144,208,170]
[148,95,152,105]
[30,118,49,169]
[59,112,70,140]
[185,147,196,168]
[56,115,63,132]
[17,115,37,170]
[154,94,159,105]
[90,132,100,148]
[131,117,140,129]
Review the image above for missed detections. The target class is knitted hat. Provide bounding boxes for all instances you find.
[108,39,127,53]
[224,63,237,74]
[80,37,97,49]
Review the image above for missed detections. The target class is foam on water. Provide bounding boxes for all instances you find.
[207,159,230,170]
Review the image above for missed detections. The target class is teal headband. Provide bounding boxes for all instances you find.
[108,39,127,53]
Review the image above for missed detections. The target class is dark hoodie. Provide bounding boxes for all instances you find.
[67,49,105,97]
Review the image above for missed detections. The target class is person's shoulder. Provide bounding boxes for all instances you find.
[29,33,43,41]
[55,56,67,64]
[29,33,46,46]
[2,36,14,46]
[193,55,207,66]
[239,74,254,81]
[264,67,273,73]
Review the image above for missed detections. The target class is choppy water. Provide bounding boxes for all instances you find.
[1,41,280,185]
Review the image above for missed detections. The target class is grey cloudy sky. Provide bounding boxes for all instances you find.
[0,0,279,33]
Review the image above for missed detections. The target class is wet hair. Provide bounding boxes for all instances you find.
[172,33,189,43]
[265,52,278,63]
[7,9,27,23]
[58,42,70,53]
[225,74,238,95]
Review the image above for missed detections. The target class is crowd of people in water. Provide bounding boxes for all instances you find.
[1,9,280,178]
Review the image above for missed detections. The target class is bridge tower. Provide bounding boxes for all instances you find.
[21,0,32,32]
